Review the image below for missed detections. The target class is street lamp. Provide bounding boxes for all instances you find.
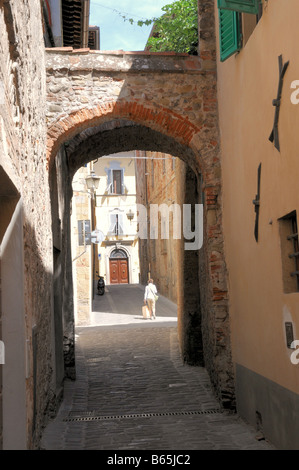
[85,170,100,193]
[84,169,100,300]
[126,209,134,223]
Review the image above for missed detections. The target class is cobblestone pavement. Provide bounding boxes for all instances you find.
[40,285,275,451]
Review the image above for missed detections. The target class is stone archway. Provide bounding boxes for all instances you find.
[46,51,234,408]
[46,99,204,173]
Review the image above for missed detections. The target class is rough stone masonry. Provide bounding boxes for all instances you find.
[0,0,55,448]
[45,47,234,409]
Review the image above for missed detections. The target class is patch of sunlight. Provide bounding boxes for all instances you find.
[88,311,177,327]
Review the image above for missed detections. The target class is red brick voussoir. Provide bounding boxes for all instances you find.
[46,100,201,170]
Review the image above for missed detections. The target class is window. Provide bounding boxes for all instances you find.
[218,9,241,62]
[279,211,299,293]
[107,169,124,195]
[110,249,127,259]
[218,0,260,15]
[218,0,262,62]
[78,220,91,246]
[108,213,124,236]
[241,12,259,45]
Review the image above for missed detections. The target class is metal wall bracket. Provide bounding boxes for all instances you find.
[253,163,262,242]
[269,55,289,152]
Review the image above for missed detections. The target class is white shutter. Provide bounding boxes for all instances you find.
[108,214,117,235]
[118,214,124,235]
[106,169,113,193]
[121,169,125,194]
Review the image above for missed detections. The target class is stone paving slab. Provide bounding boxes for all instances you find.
[40,285,275,451]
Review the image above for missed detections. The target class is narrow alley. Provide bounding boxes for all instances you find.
[40,285,274,451]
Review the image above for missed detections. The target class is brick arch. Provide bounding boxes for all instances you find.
[46,99,203,171]
[67,123,200,177]
[47,97,234,409]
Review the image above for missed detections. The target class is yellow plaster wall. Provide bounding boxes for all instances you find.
[216,0,299,394]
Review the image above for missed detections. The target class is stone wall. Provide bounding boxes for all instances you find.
[45,43,234,408]
[139,151,185,305]
[45,50,209,166]
[50,146,76,380]
[135,151,148,286]
[0,0,235,450]
[0,0,58,448]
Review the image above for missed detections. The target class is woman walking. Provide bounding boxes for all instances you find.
[144,278,158,320]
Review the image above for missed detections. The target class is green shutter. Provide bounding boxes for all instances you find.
[219,9,241,62]
[217,0,259,15]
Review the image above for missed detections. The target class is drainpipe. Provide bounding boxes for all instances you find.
[42,0,55,47]
[82,0,90,48]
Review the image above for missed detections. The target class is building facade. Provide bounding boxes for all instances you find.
[94,152,140,287]
[71,153,141,326]
[215,0,299,449]
[135,151,186,305]
[43,0,91,48]
[0,0,54,450]
[71,164,94,326]
[1,0,299,451]
[0,0,93,449]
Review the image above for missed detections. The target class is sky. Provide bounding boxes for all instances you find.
[89,1,171,51]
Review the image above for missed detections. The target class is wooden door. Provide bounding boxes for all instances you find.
[109,259,128,284]
[118,259,128,283]
[109,259,119,284]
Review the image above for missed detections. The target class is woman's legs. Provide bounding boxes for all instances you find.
[147,299,156,319]
[152,301,156,318]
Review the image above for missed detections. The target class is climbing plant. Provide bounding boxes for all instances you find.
[126,0,198,54]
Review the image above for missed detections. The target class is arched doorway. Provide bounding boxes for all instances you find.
[49,119,234,408]
[47,103,234,408]
[109,248,129,285]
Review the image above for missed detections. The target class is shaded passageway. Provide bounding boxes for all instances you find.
[41,285,274,450]
[47,45,236,416]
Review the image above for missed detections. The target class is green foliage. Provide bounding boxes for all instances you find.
[127,0,198,54]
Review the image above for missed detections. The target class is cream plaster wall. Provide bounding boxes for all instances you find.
[71,165,93,325]
[94,152,140,285]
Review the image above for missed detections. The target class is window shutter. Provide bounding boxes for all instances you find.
[78,220,91,245]
[219,9,241,62]
[106,169,112,193]
[78,220,84,246]
[118,214,124,235]
[218,0,259,15]
[112,169,122,194]
[121,169,125,195]
[108,214,117,235]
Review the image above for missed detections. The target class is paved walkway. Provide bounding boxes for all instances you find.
[40,284,274,451]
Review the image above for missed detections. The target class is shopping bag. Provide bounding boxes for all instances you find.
[142,305,150,319]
